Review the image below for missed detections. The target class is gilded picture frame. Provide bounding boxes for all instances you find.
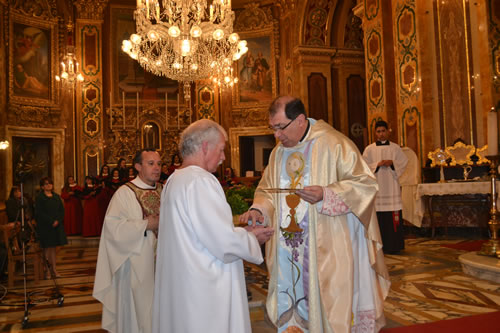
[109,5,180,107]
[233,27,276,108]
[8,12,58,107]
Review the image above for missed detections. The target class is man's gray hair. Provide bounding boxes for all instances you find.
[179,119,228,158]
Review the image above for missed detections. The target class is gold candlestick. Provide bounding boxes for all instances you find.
[479,155,500,257]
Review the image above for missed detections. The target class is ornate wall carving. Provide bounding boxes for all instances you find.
[394,0,422,162]
[356,0,388,142]
[303,0,333,46]
[73,0,108,21]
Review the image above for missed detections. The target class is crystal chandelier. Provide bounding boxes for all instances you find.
[122,0,248,99]
[55,45,84,85]
[55,21,84,85]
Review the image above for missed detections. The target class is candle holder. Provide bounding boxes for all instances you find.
[479,155,500,257]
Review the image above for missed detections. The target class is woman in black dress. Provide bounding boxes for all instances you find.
[34,177,67,278]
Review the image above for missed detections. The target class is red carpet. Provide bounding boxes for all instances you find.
[440,239,487,251]
[381,311,500,333]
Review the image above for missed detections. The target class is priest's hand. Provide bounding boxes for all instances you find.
[239,208,265,227]
[146,214,159,231]
[246,225,274,245]
[295,186,323,204]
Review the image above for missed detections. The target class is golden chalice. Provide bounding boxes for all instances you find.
[284,193,303,233]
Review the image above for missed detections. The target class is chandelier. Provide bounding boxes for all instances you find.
[55,21,84,85]
[122,0,248,99]
[55,45,84,85]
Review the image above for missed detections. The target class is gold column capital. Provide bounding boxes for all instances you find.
[74,0,108,21]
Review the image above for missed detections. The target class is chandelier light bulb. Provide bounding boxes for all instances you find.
[213,29,224,41]
[122,40,132,52]
[239,45,248,54]
[130,34,142,44]
[232,52,241,60]
[224,76,230,83]
[147,30,159,41]
[130,52,138,59]
[55,75,61,81]
[233,77,238,83]
[168,26,181,38]
[61,72,69,79]
[173,62,182,69]
[0,140,9,150]
[190,26,202,38]
[77,73,84,82]
[190,63,199,71]
[180,39,192,56]
[155,60,162,66]
[228,33,239,44]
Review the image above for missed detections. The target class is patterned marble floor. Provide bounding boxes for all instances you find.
[0,237,499,332]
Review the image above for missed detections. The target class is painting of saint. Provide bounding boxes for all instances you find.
[13,23,50,99]
[237,36,273,103]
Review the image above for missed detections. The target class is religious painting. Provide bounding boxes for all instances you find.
[9,12,58,106]
[234,29,276,107]
[110,6,180,106]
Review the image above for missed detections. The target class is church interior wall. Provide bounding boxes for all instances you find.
[0,0,499,200]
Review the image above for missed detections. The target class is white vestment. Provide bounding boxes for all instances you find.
[93,177,157,333]
[152,166,264,333]
[363,142,408,212]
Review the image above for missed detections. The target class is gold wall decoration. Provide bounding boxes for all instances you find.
[232,108,269,128]
[7,103,59,127]
[73,0,108,21]
[9,0,58,19]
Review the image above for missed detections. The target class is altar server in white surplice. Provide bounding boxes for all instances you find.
[363,120,408,254]
[152,119,274,333]
[93,149,162,333]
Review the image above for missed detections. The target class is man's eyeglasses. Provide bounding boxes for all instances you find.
[269,117,296,132]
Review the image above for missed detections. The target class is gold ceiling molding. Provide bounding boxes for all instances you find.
[73,0,108,20]
[9,0,58,19]
[234,3,274,31]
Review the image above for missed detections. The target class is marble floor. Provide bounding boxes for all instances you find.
[1,236,500,332]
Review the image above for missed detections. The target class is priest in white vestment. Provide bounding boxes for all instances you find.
[363,120,408,253]
[93,150,162,333]
[240,97,390,333]
[152,119,274,333]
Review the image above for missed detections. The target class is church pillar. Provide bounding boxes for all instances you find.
[293,46,336,125]
[354,0,399,143]
[73,0,108,182]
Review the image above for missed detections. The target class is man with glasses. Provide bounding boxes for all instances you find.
[240,96,389,332]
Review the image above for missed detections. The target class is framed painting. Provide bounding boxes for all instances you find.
[109,5,181,106]
[233,28,276,108]
[8,12,58,106]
